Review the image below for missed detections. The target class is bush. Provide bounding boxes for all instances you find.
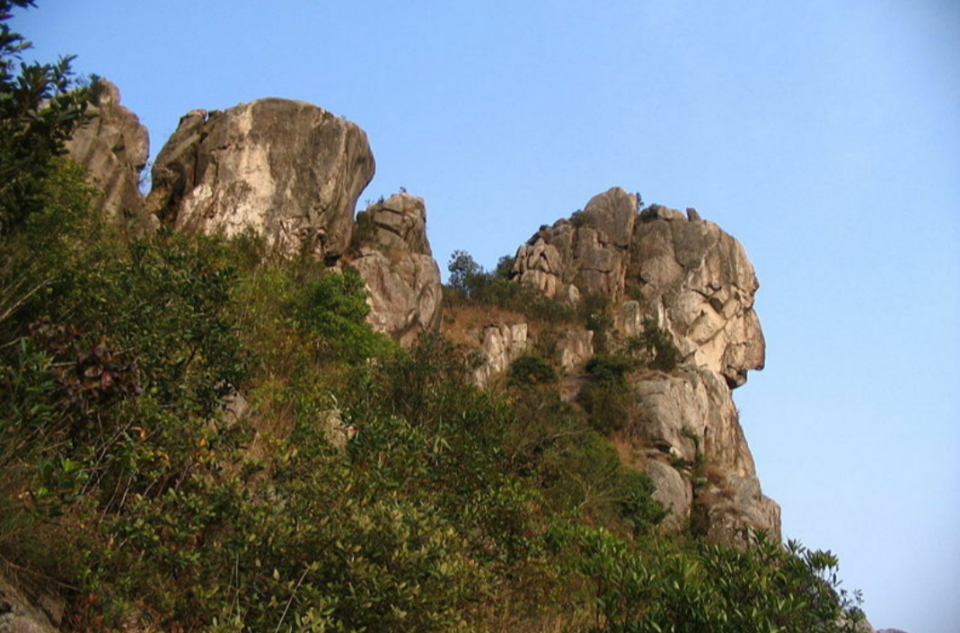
[444,250,574,324]
[509,354,558,388]
[581,355,633,433]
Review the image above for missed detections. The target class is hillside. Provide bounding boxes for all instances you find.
[1,18,872,632]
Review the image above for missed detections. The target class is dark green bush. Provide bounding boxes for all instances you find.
[509,354,558,388]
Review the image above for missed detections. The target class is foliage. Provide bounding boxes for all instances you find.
[444,250,574,324]
[580,355,633,433]
[0,8,863,631]
[508,354,558,388]
[0,0,97,234]
[626,318,681,372]
[549,526,866,633]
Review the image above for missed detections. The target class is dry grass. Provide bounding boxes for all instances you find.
[440,304,528,347]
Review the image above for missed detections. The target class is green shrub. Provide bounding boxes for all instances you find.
[509,354,558,388]
[444,250,574,324]
[581,355,633,433]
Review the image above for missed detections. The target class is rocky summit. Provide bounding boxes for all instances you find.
[146,98,375,259]
[504,189,778,542]
[67,82,776,544]
[64,79,149,223]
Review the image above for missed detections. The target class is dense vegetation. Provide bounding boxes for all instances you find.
[1,4,866,632]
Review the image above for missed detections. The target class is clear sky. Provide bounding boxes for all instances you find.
[16,1,959,631]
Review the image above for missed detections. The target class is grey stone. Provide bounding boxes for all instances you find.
[65,78,150,225]
[147,98,374,258]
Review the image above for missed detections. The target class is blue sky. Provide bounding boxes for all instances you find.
[17,1,959,631]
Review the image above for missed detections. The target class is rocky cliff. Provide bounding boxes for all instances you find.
[66,85,777,544]
[146,98,375,260]
[505,188,779,542]
[65,79,149,223]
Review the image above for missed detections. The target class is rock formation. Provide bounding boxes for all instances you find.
[513,187,637,303]
[507,190,778,543]
[0,569,63,633]
[146,98,375,259]
[65,78,149,222]
[349,193,442,346]
[469,323,529,387]
[78,85,775,543]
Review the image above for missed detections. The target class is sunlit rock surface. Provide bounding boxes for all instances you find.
[147,98,374,259]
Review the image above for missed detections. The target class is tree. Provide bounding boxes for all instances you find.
[0,0,95,234]
[447,249,482,296]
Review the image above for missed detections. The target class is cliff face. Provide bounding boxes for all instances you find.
[146,98,375,260]
[510,188,778,542]
[67,87,777,544]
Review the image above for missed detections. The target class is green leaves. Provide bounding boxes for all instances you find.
[0,0,95,234]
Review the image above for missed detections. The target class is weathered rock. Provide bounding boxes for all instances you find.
[147,98,374,258]
[555,328,594,373]
[350,193,441,346]
[505,191,776,544]
[351,249,441,346]
[645,460,692,531]
[355,192,432,255]
[65,78,150,223]
[513,187,638,302]
[0,570,63,633]
[470,323,528,387]
[625,367,779,541]
[631,208,765,388]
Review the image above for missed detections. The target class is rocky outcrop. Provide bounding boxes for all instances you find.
[622,367,779,542]
[508,190,778,544]
[513,187,638,303]
[555,328,594,373]
[631,204,765,388]
[0,570,63,633]
[147,98,374,258]
[470,323,528,387]
[350,193,442,346]
[65,78,149,222]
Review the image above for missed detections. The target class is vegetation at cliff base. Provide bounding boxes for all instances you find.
[0,4,867,632]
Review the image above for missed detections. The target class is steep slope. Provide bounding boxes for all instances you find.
[68,91,777,544]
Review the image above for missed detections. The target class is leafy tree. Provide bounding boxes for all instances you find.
[447,249,483,296]
[0,0,96,234]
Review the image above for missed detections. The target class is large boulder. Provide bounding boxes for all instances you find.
[65,78,149,222]
[350,193,442,346]
[147,98,375,258]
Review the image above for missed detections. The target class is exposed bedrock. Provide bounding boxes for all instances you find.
[508,188,778,542]
[146,98,375,259]
[65,78,150,225]
[350,193,442,346]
